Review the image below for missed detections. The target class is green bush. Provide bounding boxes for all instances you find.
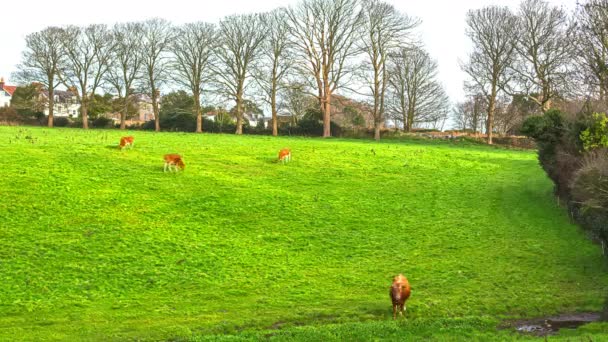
[52,117,70,127]
[92,117,113,128]
[580,113,608,151]
[524,108,608,255]
[520,115,546,139]
[520,109,565,145]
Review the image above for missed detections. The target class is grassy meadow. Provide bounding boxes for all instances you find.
[0,126,606,341]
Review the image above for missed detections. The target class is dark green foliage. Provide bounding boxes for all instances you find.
[88,93,115,120]
[9,84,44,120]
[52,117,70,127]
[162,112,197,132]
[229,99,264,117]
[160,90,195,117]
[520,109,565,145]
[520,115,546,139]
[523,109,608,254]
[91,116,113,128]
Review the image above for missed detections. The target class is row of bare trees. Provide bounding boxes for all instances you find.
[14,0,449,140]
[461,0,608,143]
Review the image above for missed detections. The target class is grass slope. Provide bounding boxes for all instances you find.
[0,126,606,341]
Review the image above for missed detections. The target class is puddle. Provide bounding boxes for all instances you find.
[503,313,602,336]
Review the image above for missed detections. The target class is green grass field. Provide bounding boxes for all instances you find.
[0,126,606,341]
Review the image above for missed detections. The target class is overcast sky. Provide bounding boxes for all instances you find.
[1,0,576,106]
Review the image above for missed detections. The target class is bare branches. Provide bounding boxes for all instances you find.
[286,0,363,137]
[59,24,114,129]
[141,18,173,132]
[463,5,518,143]
[358,0,419,139]
[574,0,608,101]
[172,22,217,133]
[389,47,449,131]
[513,0,575,112]
[13,27,66,127]
[213,13,268,134]
[253,9,293,136]
[106,22,144,129]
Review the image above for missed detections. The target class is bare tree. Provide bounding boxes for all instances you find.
[574,0,608,101]
[513,0,574,112]
[214,13,267,135]
[141,18,173,132]
[287,0,363,137]
[389,46,449,132]
[13,27,66,128]
[59,24,114,129]
[172,22,216,133]
[106,22,144,129]
[281,81,315,126]
[452,101,472,131]
[452,95,487,133]
[463,5,518,144]
[254,9,293,136]
[453,94,487,133]
[359,0,419,140]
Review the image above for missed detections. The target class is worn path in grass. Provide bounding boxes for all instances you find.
[0,126,606,341]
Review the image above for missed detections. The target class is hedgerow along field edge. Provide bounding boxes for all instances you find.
[0,126,606,341]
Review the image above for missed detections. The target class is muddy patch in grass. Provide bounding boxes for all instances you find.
[501,312,603,337]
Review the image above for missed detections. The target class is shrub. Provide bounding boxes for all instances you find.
[92,116,113,128]
[142,120,156,131]
[0,107,19,122]
[162,112,196,132]
[572,149,608,213]
[580,113,608,151]
[52,117,70,127]
[521,109,565,145]
[520,115,546,139]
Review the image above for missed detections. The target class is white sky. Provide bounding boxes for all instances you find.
[1,0,577,106]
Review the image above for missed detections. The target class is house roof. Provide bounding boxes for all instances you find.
[3,86,16,96]
[41,90,78,102]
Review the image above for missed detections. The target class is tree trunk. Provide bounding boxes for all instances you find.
[542,98,552,113]
[47,85,54,128]
[121,96,128,130]
[323,89,331,138]
[271,94,278,137]
[235,92,243,135]
[152,89,160,132]
[487,94,496,145]
[374,125,381,141]
[194,92,202,133]
[373,71,381,141]
[81,96,89,129]
[405,106,415,132]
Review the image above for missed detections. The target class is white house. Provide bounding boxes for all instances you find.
[0,78,16,107]
[40,88,80,118]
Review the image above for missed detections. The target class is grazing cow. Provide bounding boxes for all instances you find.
[119,136,134,149]
[278,148,291,163]
[164,154,185,172]
[389,274,411,319]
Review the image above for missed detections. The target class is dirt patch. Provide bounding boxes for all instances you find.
[501,312,602,337]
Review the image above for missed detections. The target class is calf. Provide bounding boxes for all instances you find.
[389,274,411,319]
[119,136,134,150]
[278,148,291,163]
[164,154,185,172]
